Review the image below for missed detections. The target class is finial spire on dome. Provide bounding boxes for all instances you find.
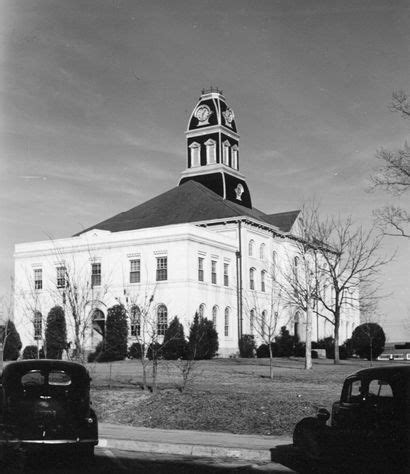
[201,86,224,95]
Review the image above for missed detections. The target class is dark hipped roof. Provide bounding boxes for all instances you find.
[264,211,301,233]
[75,180,299,236]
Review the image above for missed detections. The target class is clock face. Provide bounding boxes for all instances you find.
[223,108,234,126]
[194,105,212,124]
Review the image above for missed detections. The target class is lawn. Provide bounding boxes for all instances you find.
[88,357,390,436]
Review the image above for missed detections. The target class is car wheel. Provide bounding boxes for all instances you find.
[293,417,324,461]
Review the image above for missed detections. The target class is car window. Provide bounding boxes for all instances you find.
[21,370,44,386]
[368,379,393,398]
[346,379,363,402]
[49,370,71,386]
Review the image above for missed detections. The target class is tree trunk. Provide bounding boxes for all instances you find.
[334,311,340,364]
[152,357,158,394]
[305,306,313,370]
[269,342,273,379]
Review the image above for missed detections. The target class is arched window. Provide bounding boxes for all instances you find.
[199,303,205,318]
[272,251,277,280]
[205,139,216,164]
[261,271,266,292]
[248,239,254,257]
[189,142,200,167]
[231,145,238,169]
[33,311,42,340]
[212,305,218,327]
[157,304,168,336]
[259,243,265,260]
[261,310,267,338]
[250,309,255,335]
[222,140,230,165]
[224,307,230,337]
[249,268,255,290]
[130,305,141,337]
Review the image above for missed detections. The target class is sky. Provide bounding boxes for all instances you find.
[1,0,409,341]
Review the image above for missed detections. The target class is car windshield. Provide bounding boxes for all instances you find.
[49,371,71,386]
[21,370,44,387]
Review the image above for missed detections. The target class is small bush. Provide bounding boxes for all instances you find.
[162,317,187,360]
[147,342,162,361]
[45,306,67,360]
[187,313,219,360]
[239,335,256,358]
[275,326,296,357]
[256,344,269,358]
[1,320,22,361]
[87,341,104,363]
[293,341,306,357]
[128,342,143,359]
[22,345,39,359]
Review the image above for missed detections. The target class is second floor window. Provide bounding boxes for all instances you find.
[224,263,229,287]
[56,266,66,289]
[91,263,101,287]
[198,257,204,282]
[34,269,43,290]
[130,259,141,283]
[211,260,217,284]
[156,257,167,281]
[261,271,266,292]
[249,268,255,290]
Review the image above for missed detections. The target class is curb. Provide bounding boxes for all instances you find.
[98,437,272,462]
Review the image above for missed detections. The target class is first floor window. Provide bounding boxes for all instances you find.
[224,263,229,287]
[156,257,167,281]
[91,263,101,287]
[34,268,42,290]
[211,260,217,284]
[250,309,255,335]
[130,305,141,336]
[212,305,218,326]
[56,266,66,289]
[34,311,42,340]
[199,303,205,318]
[261,310,267,338]
[130,259,141,283]
[198,257,204,281]
[157,304,168,335]
[224,307,230,337]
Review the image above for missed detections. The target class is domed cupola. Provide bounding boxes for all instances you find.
[179,88,252,208]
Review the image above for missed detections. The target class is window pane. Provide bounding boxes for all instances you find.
[224,308,229,336]
[34,269,42,290]
[156,257,168,281]
[130,259,141,283]
[198,257,204,282]
[56,266,66,288]
[157,305,168,335]
[49,371,71,386]
[91,263,101,287]
[22,371,44,387]
[211,260,217,284]
[224,263,229,287]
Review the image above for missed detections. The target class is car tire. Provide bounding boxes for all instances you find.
[293,417,324,461]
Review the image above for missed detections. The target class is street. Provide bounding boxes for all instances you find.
[7,447,295,474]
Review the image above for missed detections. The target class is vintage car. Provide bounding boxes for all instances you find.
[0,360,98,457]
[293,365,410,471]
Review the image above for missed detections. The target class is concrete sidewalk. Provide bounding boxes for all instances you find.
[99,423,292,463]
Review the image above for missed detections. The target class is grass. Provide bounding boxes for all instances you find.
[88,357,390,436]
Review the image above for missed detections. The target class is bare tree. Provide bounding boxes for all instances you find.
[310,211,391,364]
[371,91,410,238]
[244,280,282,378]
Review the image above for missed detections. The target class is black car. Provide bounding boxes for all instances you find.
[293,366,410,471]
[0,360,98,457]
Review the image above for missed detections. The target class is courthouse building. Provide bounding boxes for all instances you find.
[14,89,360,356]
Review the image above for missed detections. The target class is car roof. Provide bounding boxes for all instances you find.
[1,359,89,380]
[351,365,410,380]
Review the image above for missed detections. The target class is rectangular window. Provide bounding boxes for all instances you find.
[156,257,168,281]
[91,263,101,287]
[56,266,66,289]
[211,260,217,284]
[198,257,204,282]
[224,263,229,287]
[130,259,141,284]
[34,269,43,290]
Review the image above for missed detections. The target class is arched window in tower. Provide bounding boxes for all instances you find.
[224,307,230,337]
[231,145,238,169]
[205,139,216,164]
[248,239,254,257]
[212,305,218,327]
[222,140,230,165]
[249,268,255,290]
[189,142,200,168]
[157,304,168,336]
